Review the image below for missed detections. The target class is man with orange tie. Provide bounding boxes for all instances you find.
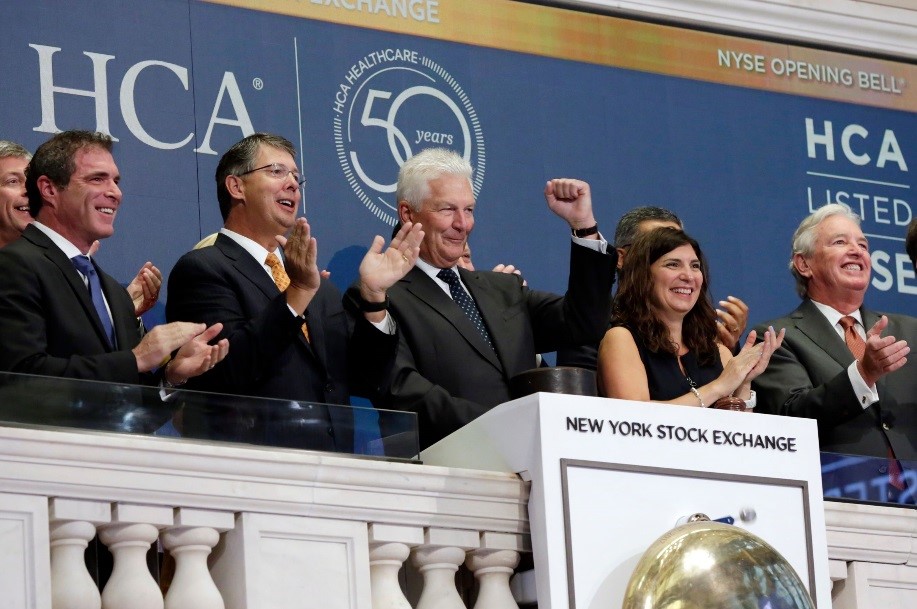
[753,203,916,462]
[166,133,423,452]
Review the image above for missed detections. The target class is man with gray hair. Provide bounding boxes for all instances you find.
[368,147,616,449]
[752,203,916,461]
[0,140,33,249]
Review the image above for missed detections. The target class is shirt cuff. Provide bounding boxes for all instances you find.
[572,232,608,253]
[847,361,879,408]
[370,312,396,335]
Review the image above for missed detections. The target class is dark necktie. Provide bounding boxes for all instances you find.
[840,315,905,490]
[436,268,494,351]
[71,255,116,348]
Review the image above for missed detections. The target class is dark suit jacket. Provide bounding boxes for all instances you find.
[166,234,396,453]
[0,225,142,382]
[752,299,917,460]
[371,242,615,449]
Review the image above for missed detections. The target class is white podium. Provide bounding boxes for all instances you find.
[421,393,831,609]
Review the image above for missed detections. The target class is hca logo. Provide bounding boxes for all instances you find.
[30,44,256,154]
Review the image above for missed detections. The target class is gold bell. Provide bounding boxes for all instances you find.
[622,516,814,609]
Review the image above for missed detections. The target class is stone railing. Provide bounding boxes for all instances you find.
[2,422,916,608]
[0,424,528,609]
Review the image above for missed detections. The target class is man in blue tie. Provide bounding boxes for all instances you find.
[0,130,227,386]
[369,147,616,449]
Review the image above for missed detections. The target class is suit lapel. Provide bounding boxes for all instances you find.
[25,227,116,351]
[215,234,317,356]
[460,269,508,369]
[215,235,281,301]
[793,299,854,367]
[403,268,501,370]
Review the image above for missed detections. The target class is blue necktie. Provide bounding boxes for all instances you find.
[436,268,494,351]
[71,255,116,348]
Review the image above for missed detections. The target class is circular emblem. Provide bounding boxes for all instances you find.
[333,49,485,225]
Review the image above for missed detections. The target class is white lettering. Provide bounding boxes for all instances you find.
[805,118,834,161]
[120,60,193,150]
[896,253,917,295]
[877,129,908,171]
[193,72,255,155]
[31,44,119,140]
[841,124,869,166]
[871,250,894,291]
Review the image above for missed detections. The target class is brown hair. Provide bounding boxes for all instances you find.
[26,131,113,217]
[612,226,719,365]
[216,133,296,221]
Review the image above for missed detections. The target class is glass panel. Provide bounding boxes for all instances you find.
[821,452,916,507]
[0,371,419,461]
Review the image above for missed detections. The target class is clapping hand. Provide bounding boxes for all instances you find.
[127,262,163,316]
[357,221,424,301]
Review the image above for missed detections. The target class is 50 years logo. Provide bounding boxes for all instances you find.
[333,49,485,225]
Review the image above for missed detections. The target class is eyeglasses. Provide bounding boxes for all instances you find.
[239,163,306,187]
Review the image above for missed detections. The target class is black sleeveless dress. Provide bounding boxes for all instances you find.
[618,324,723,401]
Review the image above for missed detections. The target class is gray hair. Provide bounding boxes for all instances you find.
[0,140,31,161]
[613,206,682,249]
[789,202,862,298]
[396,148,472,212]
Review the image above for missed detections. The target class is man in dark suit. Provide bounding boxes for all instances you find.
[368,148,616,449]
[166,133,422,452]
[753,203,915,460]
[0,139,163,317]
[0,130,227,386]
[557,206,750,370]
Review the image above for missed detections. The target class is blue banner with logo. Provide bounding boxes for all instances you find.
[1,0,913,329]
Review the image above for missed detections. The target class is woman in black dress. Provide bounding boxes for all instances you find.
[598,227,782,408]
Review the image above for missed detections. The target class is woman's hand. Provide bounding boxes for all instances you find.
[742,326,785,385]
[714,332,764,397]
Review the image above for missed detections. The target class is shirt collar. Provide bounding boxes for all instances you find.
[32,222,85,260]
[810,299,863,329]
[415,256,458,281]
[219,228,278,273]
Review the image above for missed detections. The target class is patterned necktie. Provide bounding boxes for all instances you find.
[839,316,865,360]
[436,268,494,351]
[840,316,905,489]
[265,252,309,342]
[71,255,116,348]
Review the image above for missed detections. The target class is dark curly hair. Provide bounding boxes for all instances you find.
[612,226,719,365]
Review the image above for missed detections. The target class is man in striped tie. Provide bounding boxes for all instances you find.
[753,203,916,473]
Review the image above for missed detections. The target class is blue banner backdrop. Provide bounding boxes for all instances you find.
[0,0,913,331]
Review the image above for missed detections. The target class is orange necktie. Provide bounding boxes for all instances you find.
[839,316,865,360]
[265,252,309,342]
